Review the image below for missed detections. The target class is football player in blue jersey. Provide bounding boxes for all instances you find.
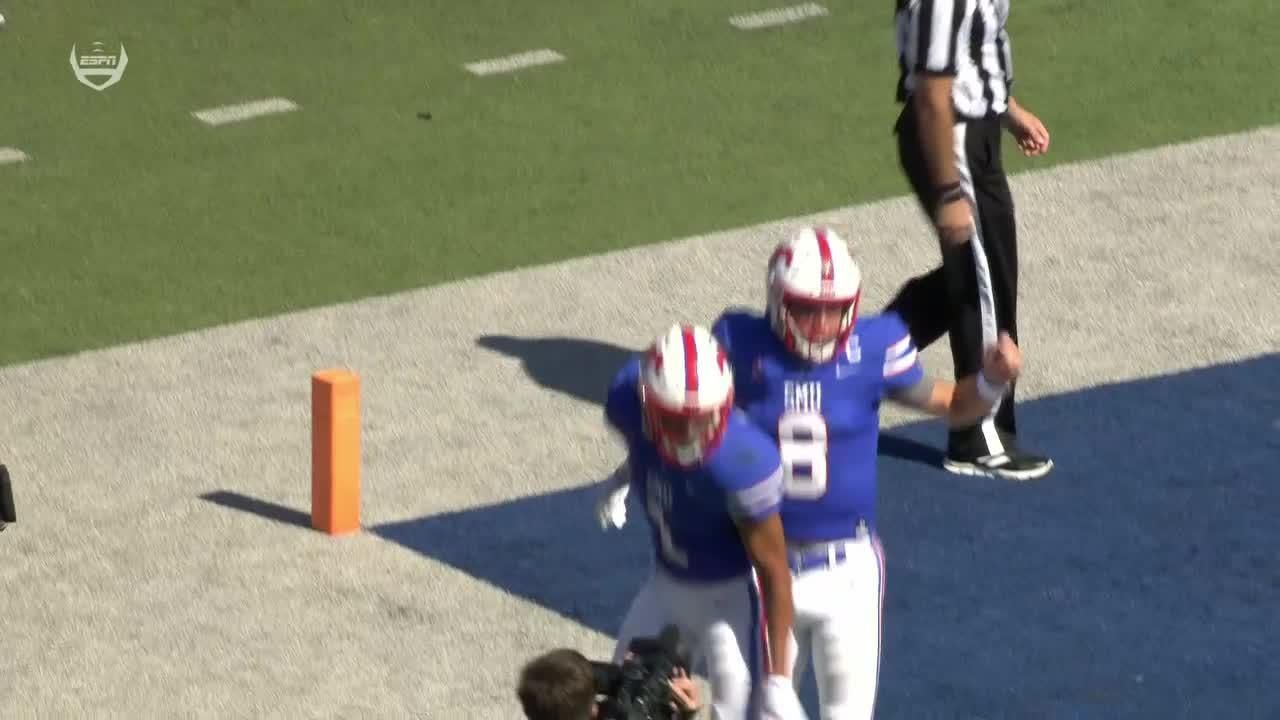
[595,323,809,720]
[711,227,1023,720]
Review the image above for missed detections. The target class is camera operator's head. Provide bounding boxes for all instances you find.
[516,648,597,720]
[516,637,702,720]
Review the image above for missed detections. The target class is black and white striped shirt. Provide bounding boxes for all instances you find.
[895,0,1015,120]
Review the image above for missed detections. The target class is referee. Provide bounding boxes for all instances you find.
[885,0,1054,480]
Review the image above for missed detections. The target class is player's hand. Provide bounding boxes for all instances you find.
[1006,104,1050,157]
[982,331,1023,386]
[667,668,701,713]
[935,195,974,246]
[595,482,629,530]
[761,674,808,720]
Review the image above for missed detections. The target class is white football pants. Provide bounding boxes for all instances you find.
[784,529,886,720]
[613,563,767,720]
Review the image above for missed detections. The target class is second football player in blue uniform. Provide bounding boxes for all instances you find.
[598,323,810,720]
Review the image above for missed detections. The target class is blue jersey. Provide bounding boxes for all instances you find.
[711,311,926,543]
[605,358,785,582]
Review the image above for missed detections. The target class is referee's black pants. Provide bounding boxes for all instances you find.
[884,106,1020,455]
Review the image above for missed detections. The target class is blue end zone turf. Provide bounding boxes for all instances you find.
[207,349,1279,717]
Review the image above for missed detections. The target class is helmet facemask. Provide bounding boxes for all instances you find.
[771,291,860,363]
[640,387,734,467]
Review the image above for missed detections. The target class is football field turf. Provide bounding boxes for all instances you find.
[0,2,1278,718]
[0,0,1277,366]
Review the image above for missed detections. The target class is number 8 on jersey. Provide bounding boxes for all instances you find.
[778,411,828,499]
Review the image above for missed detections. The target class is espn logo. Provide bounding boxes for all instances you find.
[70,41,129,91]
[77,54,119,67]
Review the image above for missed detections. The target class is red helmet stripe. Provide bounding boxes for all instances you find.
[815,227,834,283]
[681,326,700,394]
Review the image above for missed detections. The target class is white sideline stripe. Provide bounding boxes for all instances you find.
[464,49,565,76]
[729,3,828,30]
[192,97,298,127]
[0,147,30,165]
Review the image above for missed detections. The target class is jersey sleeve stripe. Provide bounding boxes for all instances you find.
[883,349,919,377]
[887,334,914,359]
[729,465,784,520]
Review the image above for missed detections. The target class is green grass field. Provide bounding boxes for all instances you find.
[0,0,1276,366]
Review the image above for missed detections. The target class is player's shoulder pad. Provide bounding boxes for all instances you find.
[859,312,921,380]
[709,412,783,489]
[711,308,768,353]
[858,311,915,355]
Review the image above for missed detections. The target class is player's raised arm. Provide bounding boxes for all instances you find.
[879,321,942,413]
[886,332,1023,427]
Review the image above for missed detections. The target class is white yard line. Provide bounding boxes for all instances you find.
[729,3,828,30]
[464,49,565,76]
[191,97,299,127]
[0,147,30,165]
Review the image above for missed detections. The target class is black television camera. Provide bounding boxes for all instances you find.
[0,465,15,532]
[592,625,691,720]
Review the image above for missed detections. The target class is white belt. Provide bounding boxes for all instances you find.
[786,521,870,572]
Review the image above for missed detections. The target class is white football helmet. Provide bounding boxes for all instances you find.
[766,226,863,363]
[639,324,735,468]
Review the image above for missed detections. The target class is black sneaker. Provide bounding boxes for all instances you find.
[943,449,1054,481]
[944,427,1054,481]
